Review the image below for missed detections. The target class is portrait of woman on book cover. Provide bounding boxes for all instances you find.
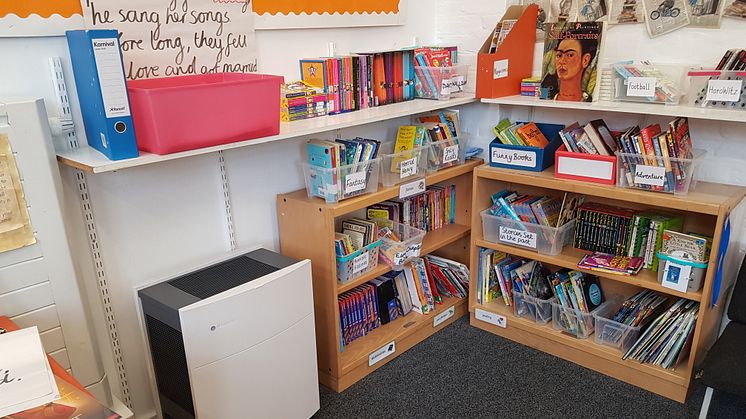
[540,22,603,102]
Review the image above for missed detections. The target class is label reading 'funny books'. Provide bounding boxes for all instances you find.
[475,308,507,328]
[706,80,743,102]
[433,306,456,328]
[399,178,426,199]
[626,77,657,97]
[400,157,418,178]
[344,171,367,194]
[634,165,666,187]
[499,226,537,249]
[491,148,536,168]
[368,341,396,366]
[493,59,509,79]
[443,145,459,164]
[352,253,369,274]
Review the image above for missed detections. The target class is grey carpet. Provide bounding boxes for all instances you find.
[314,316,746,418]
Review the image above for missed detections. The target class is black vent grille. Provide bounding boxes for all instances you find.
[168,256,277,299]
[145,315,194,416]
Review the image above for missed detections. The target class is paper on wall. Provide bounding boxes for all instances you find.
[0,133,35,253]
[0,327,60,417]
[80,0,259,80]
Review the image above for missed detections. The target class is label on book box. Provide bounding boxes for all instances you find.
[344,171,367,193]
[352,253,369,274]
[408,242,422,258]
[499,226,537,249]
[634,165,666,187]
[441,76,466,95]
[443,145,459,164]
[475,308,507,328]
[626,77,657,98]
[493,59,509,79]
[368,341,396,366]
[491,149,536,168]
[706,79,743,102]
[400,157,418,178]
[433,306,456,328]
[393,250,409,266]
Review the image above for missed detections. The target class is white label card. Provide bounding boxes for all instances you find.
[399,178,426,199]
[475,308,507,328]
[393,250,409,266]
[634,165,666,187]
[493,59,509,79]
[491,148,537,168]
[443,145,459,164]
[626,77,657,98]
[92,38,131,118]
[368,341,396,366]
[499,226,537,249]
[344,171,367,193]
[399,157,418,179]
[661,261,692,293]
[352,253,369,274]
[433,306,456,328]
[706,80,743,102]
[408,242,422,258]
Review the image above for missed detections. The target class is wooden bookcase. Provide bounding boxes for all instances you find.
[469,164,746,402]
[277,158,481,392]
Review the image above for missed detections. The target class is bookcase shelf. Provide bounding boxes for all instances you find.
[277,159,480,392]
[469,163,746,402]
[56,96,476,174]
[482,95,746,124]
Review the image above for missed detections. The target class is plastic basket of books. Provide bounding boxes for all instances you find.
[302,158,381,204]
[414,64,469,100]
[427,136,468,172]
[552,301,608,339]
[592,302,642,353]
[616,149,706,196]
[513,291,554,324]
[378,141,430,187]
[687,70,746,110]
[336,240,382,284]
[374,220,427,271]
[480,210,575,256]
[656,252,708,293]
[606,62,686,105]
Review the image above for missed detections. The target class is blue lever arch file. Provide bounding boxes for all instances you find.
[66,29,139,161]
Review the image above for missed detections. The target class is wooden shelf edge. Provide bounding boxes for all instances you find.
[339,297,467,380]
[472,302,689,385]
[474,239,703,302]
[337,223,471,294]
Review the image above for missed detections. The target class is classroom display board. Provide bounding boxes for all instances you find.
[254,0,407,29]
[0,0,83,36]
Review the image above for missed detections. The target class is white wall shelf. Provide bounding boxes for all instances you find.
[56,97,477,174]
[482,95,746,123]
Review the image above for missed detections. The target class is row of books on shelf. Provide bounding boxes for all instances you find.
[367,184,456,233]
[486,190,581,229]
[304,111,468,203]
[298,46,459,117]
[477,250,697,369]
[338,255,469,350]
[280,81,328,122]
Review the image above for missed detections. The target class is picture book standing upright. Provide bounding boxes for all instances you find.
[540,21,604,102]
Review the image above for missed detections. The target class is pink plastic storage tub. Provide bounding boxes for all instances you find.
[127,73,284,154]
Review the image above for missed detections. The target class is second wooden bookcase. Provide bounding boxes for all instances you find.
[277,159,481,392]
[469,164,746,402]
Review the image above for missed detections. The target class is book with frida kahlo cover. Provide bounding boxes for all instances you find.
[540,21,603,102]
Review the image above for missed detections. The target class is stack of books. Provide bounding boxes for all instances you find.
[520,77,541,97]
[628,212,684,270]
[477,250,554,306]
[610,290,668,329]
[488,190,583,229]
[549,269,605,336]
[280,81,327,122]
[577,252,644,276]
[335,218,378,257]
[623,298,699,369]
[307,138,380,201]
[558,119,618,155]
[338,255,469,351]
[574,203,636,256]
[492,119,550,147]
[413,47,462,99]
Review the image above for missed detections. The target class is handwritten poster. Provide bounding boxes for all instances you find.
[80,0,259,80]
[253,0,406,29]
[0,134,35,254]
[0,0,83,36]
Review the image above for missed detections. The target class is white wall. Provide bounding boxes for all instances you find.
[3,1,746,417]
